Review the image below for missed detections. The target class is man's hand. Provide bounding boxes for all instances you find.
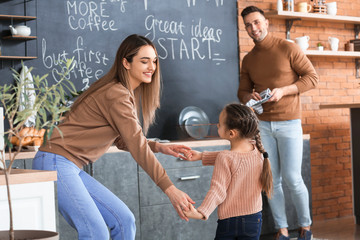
[244,92,262,103]
[269,88,284,102]
[165,185,195,221]
[269,85,298,102]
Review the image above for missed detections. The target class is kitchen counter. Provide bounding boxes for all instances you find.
[0,169,57,185]
[319,103,360,109]
[5,139,230,160]
[4,137,310,161]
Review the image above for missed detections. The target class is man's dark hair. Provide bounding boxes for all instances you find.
[241,6,265,19]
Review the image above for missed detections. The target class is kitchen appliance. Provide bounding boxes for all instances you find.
[178,106,210,139]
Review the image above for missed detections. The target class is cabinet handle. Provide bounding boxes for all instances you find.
[179,175,200,181]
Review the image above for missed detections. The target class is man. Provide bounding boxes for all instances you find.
[238,6,318,240]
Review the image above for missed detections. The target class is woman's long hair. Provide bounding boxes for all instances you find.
[70,34,161,133]
[224,103,273,198]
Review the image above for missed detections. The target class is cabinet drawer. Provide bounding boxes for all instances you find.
[139,145,229,171]
[139,166,214,206]
[140,203,218,240]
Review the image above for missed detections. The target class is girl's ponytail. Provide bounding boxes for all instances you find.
[255,133,273,198]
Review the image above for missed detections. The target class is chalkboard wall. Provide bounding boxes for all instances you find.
[0,0,239,140]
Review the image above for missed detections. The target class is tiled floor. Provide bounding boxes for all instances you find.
[260,216,359,240]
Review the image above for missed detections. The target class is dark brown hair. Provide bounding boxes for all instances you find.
[241,6,265,19]
[224,103,273,198]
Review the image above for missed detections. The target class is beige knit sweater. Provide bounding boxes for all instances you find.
[40,81,172,192]
[198,148,264,220]
[238,33,318,121]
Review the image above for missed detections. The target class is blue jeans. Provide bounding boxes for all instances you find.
[214,212,262,240]
[32,151,136,240]
[259,120,311,229]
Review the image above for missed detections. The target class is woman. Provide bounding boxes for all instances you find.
[33,34,194,240]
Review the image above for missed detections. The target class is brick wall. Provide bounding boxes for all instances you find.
[237,0,360,221]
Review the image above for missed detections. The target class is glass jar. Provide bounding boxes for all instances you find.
[284,0,294,11]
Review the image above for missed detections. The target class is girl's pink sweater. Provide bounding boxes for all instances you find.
[198,149,263,220]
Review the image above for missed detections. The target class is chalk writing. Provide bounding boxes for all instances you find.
[191,18,222,42]
[186,0,224,7]
[109,0,127,12]
[145,15,186,40]
[67,1,118,31]
[42,37,110,90]
[145,14,225,64]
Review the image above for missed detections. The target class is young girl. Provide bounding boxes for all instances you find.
[184,103,273,240]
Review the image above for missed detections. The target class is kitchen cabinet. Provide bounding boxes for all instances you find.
[4,138,311,239]
[0,14,37,60]
[139,145,227,240]
[265,10,360,77]
[0,169,57,232]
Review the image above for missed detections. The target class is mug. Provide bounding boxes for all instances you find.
[297,2,312,13]
[328,37,339,51]
[326,2,337,16]
[345,42,354,51]
[295,36,310,50]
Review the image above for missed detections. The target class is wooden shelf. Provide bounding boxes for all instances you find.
[0,14,36,22]
[265,10,360,24]
[265,10,360,78]
[0,56,37,60]
[319,103,360,109]
[2,35,37,40]
[304,50,360,58]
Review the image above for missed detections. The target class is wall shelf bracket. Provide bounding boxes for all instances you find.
[355,24,360,39]
[356,59,360,78]
[286,18,301,40]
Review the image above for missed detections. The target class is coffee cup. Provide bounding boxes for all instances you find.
[326,2,337,16]
[295,36,310,51]
[328,37,339,51]
[297,2,312,13]
[345,42,354,51]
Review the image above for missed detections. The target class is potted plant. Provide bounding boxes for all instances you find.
[317,42,324,51]
[0,58,77,240]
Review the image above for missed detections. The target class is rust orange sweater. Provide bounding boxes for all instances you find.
[40,81,172,192]
[238,33,318,121]
[198,148,264,220]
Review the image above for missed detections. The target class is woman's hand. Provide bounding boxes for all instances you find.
[183,204,204,220]
[157,143,191,160]
[164,185,195,221]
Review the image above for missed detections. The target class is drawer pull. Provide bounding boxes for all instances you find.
[179,175,200,181]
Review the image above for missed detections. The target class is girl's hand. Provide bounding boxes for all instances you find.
[157,143,191,160]
[183,204,204,220]
[165,185,195,221]
[184,150,202,161]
